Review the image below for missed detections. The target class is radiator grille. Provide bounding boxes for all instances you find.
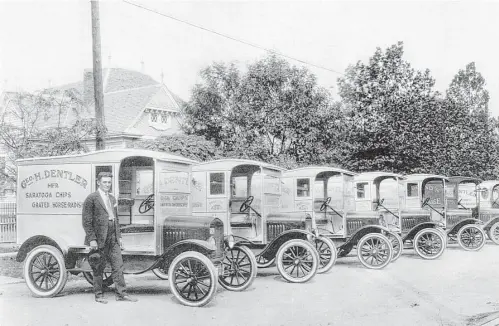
[163,229,188,248]
[446,213,470,229]
[346,218,378,235]
[266,223,303,242]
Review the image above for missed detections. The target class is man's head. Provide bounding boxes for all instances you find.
[97,172,113,193]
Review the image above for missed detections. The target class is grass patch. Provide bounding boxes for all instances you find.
[0,244,20,254]
[0,256,23,278]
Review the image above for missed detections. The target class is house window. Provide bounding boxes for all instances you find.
[150,111,159,123]
[160,112,169,124]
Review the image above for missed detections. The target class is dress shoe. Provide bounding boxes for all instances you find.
[95,297,108,304]
[116,295,138,302]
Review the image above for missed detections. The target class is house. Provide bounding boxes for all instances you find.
[0,68,186,198]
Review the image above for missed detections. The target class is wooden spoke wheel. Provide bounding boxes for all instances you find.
[413,228,445,260]
[24,245,68,297]
[169,251,217,307]
[81,257,114,287]
[487,222,499,245]
[315,237,337,273]
[276,239,319,283]
[385,232,403,262]
[357,233,393,270]
[457,224,486,251]
[255,254,275,268]
[218,245,257,291]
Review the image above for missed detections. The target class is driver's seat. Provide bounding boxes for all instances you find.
[230,214,254,228]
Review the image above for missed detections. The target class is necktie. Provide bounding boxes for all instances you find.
[105,193,115,221]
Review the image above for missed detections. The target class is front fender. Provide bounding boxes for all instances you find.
[346,225,390,246]
[16,235,71,262]
[448,218,483,235]
[258,229,315,260]
[403,222,443,242]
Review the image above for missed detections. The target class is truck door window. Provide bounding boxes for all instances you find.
[297,178,310,197]
[210,172,225,195]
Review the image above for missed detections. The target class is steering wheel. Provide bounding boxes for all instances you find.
[240,196,254,213]
[139,194,155,214]
[422,197,431,207]
[373,198,384,210]
[320,197,332,211]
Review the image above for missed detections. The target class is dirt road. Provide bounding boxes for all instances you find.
[1,243,499,326]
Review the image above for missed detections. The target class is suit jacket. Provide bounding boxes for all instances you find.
[82,191,121,248]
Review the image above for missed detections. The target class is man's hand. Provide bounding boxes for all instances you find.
[119,239,125,250]
[89,240,98,250]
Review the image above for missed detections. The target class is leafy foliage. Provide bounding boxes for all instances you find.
[132,134,223,162]
[0,89,96,181]
[183,55,344,166]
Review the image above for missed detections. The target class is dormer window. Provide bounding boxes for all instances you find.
[147,108,173,130]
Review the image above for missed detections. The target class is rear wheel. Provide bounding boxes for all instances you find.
[413,228,445,260]
[457,224,486,251]
[218,245,257,291]
[385,232,403,262]
[169,251,217,307]
[357,233,393,270]
[315,237,337,273]
[488,222,499,245]
[255,255,275,268]
[24,245,68,297]
[152,267,169,280]
[81,257,114,287]
[276,239,319,283]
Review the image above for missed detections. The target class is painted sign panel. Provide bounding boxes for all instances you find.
[159,172,190,193]
[424,182,444,206]
[457,183,477,208]
[158,193,189,215]
[207,198,227,212]
[280,178,293,210]
[191,171,207,212]
[18,164,91,214]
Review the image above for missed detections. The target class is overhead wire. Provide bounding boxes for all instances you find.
[122,0,344,75]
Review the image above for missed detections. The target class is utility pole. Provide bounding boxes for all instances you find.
[91,0,105,150]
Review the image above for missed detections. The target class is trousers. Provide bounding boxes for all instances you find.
[89,220,127,298]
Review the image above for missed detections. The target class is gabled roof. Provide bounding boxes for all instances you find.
[5,68,183,135]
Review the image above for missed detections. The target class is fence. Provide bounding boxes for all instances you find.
[0,202,16,243]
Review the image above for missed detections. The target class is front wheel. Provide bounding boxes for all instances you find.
[218,245,257,291]
[487,222,499,245]
[457,224,486,251]
[276,239,319,283]
[168,251,217,307]
[413,228,445,260]
[385,232,403,262]
[24,245,68,297]
[152,267,169,280]
[357,233,393,270]
[315,237,337,273]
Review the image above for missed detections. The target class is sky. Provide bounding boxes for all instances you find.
[0,0,498,115]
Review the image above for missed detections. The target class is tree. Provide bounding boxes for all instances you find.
[132,134,223,162]
[183,55,345,166]
[442,62,499,179]
[0,88,96,181]
[337,42,444,173]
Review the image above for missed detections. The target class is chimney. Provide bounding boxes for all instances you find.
[83,69,95,107]
[160,70,164,83]
[108,55,112,68]
[141,60,145,73]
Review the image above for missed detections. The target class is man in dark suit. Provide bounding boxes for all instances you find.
[82,171,138,304]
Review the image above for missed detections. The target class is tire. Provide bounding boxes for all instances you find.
[255,255,275,268]
[315,237,337,273]
[81,257,115,287]
[386,232,403,262]
[356,233,393,270]
[23,245,68,298]
[168,251,218,307]
[152,267,169,280]
[487,222,499,245]
[218,245,257,291]
[413,228,445,260]
[435,227,448,248]
[457,224,486,251]
[276,239,319,283]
